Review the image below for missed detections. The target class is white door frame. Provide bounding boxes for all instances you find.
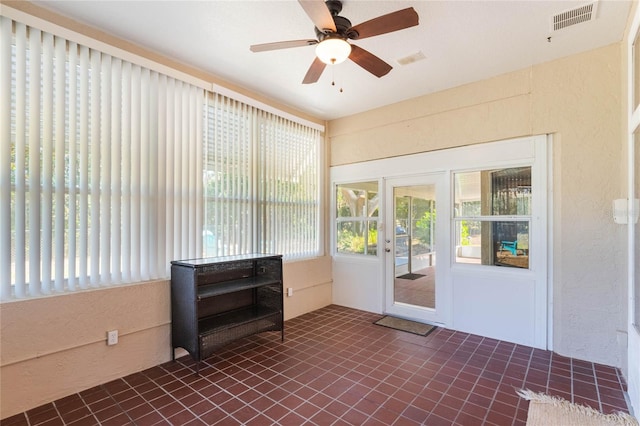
[383,173,450,325]
[626,4,640,415]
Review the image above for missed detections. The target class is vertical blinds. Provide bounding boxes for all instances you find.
[257,110,320,259]
[203,94,321,260]
[1,17,204,299]
[1,16,321,301]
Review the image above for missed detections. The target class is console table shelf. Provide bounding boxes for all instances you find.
[197,276,281,300]
[170,254,283,374]
[199,305,281,331]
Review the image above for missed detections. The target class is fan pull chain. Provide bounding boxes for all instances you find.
[330,63,344,93]
[331,60,336,87]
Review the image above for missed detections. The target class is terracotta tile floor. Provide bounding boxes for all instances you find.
[3,305,632,425]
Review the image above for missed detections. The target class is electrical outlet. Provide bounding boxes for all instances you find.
[107,330,118,346]
[287,288,293,297]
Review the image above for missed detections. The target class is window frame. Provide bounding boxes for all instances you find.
[202,93,323,262]
[333,180,380,258]
[452,165,533,270]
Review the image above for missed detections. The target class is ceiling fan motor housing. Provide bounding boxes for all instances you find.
[314,4,359,40]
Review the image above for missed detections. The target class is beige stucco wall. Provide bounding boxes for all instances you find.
[329,43,627,368]
[0,258,332,419]
[531,44,628,368]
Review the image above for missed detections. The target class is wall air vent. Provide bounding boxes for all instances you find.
[551,2,598,31]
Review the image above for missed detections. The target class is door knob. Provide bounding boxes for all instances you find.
[385,248,391,252]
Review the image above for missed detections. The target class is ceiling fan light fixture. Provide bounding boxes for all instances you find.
[315,37,351,64]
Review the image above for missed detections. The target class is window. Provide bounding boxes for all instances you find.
[203,94,321,260]
[335,181,379,256]
[1,16,322,301]
[1,18,205,299]
[454,166,531,268]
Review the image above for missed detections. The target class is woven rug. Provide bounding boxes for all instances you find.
[374,316,436,336]
[518,389,639,426]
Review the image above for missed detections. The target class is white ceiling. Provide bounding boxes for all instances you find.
[33,0,632,121]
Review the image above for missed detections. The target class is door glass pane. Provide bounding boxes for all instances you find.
[411,197,436,259]
[395,196,409,265]
[394,185,436,309]
[336,181,378,256]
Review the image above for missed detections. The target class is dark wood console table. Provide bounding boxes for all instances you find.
[170,254,283,373]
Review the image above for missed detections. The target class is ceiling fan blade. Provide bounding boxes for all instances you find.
[350,7,419,40]
[302,57,326,84]
[349,44,392,78]
[298,0,337,33]
[250,39,318,53]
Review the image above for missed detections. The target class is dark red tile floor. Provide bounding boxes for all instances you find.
[3,305,632,425]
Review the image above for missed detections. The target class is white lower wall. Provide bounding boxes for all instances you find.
[452,271,537,346]
[332,256,383,313]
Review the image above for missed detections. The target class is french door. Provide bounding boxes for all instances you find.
[384,174,449,325]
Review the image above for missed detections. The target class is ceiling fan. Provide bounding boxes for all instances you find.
[249,0,419,84]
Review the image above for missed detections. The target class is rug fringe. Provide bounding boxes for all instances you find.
[517,389,639,425]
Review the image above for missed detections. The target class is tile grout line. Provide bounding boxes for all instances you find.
[479,338,513,425]
[144,360,224,424]
[450,334,497,425]
[94,383,135,425]
[570,357,575,404]
[499,343,526,426]
[591,362,604,413]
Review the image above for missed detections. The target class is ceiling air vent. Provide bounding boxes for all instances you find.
[397,51,426,66]
[551,2,598,31]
